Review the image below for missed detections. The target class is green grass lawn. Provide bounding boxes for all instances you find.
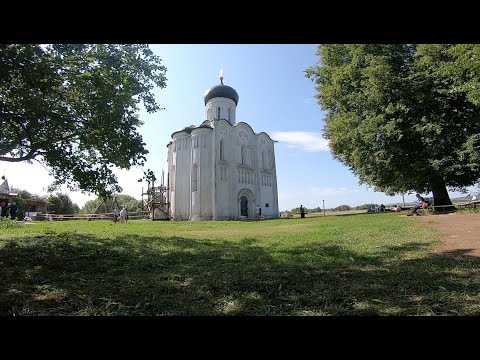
[1,213,479,316]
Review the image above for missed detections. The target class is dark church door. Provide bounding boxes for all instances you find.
[240,196,248,217]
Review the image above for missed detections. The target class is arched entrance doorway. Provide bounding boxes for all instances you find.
[240,196,248,216]
[238,189,255,218]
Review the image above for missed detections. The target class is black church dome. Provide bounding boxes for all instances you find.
[203,83,239,105]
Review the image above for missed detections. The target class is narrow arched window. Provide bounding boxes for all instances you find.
[217,107,221,119]
[241,145,247,165]
[192,164,198,192]
[220,139,224,161]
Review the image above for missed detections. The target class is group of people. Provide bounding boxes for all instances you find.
[294,195,429,218]
[113,207,128,223]
[0,195,430,224]
[390,194,429,216]
[0,201,18,220]
[407,193,429,216]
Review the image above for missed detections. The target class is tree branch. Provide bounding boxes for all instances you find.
[0,150,40,162]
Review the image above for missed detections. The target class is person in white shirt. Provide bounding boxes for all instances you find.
[119,207,127,223]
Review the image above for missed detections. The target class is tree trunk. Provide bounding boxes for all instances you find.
[430,178,454,208]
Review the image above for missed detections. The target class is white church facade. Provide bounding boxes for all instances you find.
[166,73,279,220]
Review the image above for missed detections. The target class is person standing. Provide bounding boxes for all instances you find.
[9,202,18,220]
[119,207,127,223]
[255,205,260,220]
[300,205,305,218]
[0,201,8,218]
[113,207,119,223]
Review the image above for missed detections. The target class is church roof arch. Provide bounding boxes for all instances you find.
[257,132,277,143]
[235,122,256,135]
[171,123,212,138]
[216,119,231,126]
[191,124,213,133]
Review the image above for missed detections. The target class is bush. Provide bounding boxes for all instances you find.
[0,217,21,229]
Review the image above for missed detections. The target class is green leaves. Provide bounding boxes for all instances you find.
[306,44,480,205]
[0,44,167,198]
[47,193,80,215]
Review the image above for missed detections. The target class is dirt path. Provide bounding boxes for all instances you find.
[417,213,480,257]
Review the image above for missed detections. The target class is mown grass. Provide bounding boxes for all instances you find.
[1,213,479,316]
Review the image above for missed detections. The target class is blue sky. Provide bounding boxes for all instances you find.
[2,44,477,210]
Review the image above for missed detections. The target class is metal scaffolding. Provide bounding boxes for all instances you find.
[141,170,170,220]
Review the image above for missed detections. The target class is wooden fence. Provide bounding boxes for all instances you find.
[33,211,151,221]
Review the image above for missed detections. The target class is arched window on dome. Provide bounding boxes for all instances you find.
[228,108,231,122]
[220,139,224,161]
[217,107,221,120]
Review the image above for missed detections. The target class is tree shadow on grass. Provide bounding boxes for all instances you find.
[0,233,479,316]
[440,249,479,257]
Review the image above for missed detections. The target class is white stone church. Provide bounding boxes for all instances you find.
[166,72,279,220]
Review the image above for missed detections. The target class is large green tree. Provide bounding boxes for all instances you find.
[306,44,480,206]
[47,193,79,214]
[0,44,167,197]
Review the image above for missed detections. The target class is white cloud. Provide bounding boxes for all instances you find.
[272,131,330,152]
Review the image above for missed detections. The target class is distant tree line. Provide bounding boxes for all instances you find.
[12,188,79,216]
[10,188,142,217]
[80,195,142,215]
[289,204,383,213]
